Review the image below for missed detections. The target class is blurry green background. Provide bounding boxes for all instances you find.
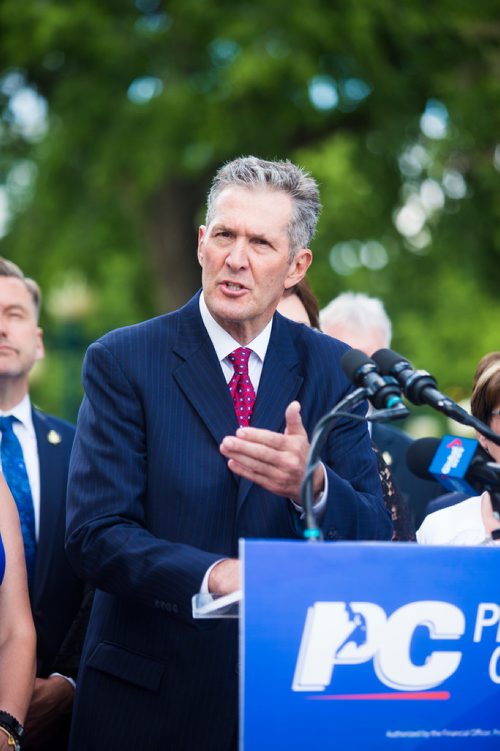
[0,0,498,426]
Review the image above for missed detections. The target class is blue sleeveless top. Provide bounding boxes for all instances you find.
[0,533,5,586]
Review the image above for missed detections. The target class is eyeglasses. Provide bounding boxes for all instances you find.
[491,409,500,417]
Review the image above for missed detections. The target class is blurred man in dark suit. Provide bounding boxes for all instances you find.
[0,258,83,751]
[320,291,442,528]
[65,156,392,751]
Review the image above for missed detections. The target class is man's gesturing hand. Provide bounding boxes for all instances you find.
[220,401,324,504]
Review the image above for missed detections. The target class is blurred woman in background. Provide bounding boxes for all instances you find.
[417,352,500,545]
[277,277,320,329]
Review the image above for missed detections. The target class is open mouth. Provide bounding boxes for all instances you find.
[221,281,246,293]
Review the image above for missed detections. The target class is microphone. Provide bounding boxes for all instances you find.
[407,434,500,512]
[340,349,407,413]
[372,348,472,423]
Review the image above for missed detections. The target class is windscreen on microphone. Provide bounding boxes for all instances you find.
[406,437,439,482]
[372,348,408,375]
[373,348,451,410]
[340,348,405,412]
[340,348,377,383]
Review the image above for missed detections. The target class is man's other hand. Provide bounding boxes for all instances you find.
[220,401,324,503]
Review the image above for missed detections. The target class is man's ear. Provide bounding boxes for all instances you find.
[284,248,313,290]
[197,226,206,266]
[35,327,45,363]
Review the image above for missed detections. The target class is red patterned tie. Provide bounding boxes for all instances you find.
[228,347,256,427]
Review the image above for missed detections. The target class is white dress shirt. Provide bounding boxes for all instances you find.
[199,292,272,391]
[0,393,41,539]
[416,495,486,545]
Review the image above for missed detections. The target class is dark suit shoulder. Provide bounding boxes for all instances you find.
[274,314,353,387]
[32,408,75,438]
[275,312,352,364]
[96,312,176,349]
[94,294,200,355]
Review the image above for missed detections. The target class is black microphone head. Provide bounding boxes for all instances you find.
[341,348,376,383]
[406,437,440,481]
[372,348,411,375]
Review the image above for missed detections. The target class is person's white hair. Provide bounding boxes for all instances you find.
[319,292,392,348]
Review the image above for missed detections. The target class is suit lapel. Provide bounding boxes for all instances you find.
[172,297,239,451]
[31,410,64,607]
[172,299,304,510]
[236,316,304,512]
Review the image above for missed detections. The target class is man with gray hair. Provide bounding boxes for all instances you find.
[66,156,391,751]
[320,291,441,527]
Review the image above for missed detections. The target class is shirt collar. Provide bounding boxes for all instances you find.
[0,393,35,436]
[199,292,272,364]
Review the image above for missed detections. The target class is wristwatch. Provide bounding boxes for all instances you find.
[0,726,21,750]
[0,711,24,749]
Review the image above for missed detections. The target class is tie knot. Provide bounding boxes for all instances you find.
[228,347,251,375]
[0,415,16,434]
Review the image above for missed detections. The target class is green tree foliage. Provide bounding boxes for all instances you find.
[0,0,498,420]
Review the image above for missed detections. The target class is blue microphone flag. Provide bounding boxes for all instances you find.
[428,434,479,495]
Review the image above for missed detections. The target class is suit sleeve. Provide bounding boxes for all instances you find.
[65,341,224,624]
[315,378,393,542]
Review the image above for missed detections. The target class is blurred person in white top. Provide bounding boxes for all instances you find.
[417,352,500,545]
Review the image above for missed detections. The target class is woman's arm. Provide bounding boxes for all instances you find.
[0,473,36,747]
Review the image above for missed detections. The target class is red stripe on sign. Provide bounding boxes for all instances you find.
[308,692,450,701]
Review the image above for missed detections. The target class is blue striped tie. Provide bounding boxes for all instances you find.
[0,416,36,585]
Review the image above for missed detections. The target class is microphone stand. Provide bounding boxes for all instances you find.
[300,387,367,541]
[400,375,500,445]
[461,415,500,447]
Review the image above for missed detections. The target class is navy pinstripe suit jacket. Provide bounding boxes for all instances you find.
[65,292,391,751]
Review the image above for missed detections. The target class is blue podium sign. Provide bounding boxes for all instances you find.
[240,541,500,750]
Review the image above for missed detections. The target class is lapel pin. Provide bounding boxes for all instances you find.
[47,429,62,445]
[382,450,393,466]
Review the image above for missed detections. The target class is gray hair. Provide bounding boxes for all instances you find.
[319,292,392,347]
[0,257,41,320]
[205,156,321,258]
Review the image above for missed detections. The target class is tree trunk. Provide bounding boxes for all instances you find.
[145,178,206,313]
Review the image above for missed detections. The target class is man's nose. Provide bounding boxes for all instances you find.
[225,239,249,269]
